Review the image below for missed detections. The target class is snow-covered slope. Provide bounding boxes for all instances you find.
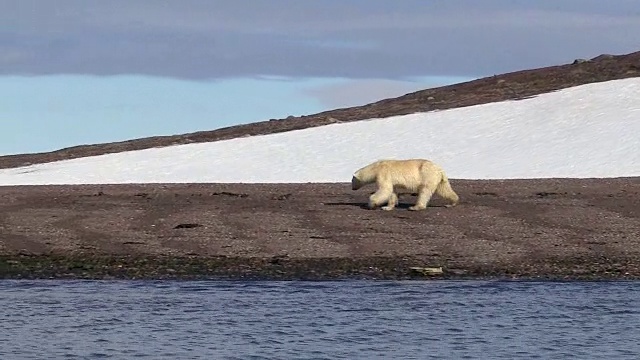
[1,78,639,185]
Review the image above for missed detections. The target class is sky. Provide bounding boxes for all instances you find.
[1,0,640,155]
[1,77,638,185]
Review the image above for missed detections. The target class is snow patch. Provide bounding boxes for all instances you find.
[1,78,639,185]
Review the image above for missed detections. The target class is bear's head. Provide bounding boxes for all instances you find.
[351,175,364,190]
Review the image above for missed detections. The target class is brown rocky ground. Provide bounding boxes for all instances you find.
[1,50,639,169]
[1,178,639,280]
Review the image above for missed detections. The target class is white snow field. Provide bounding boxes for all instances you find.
[1,77,639,185]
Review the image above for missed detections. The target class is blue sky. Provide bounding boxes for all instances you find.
[1,0,639,155]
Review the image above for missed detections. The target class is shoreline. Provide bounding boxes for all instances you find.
[2,254,639,281]
[1,178,639,281]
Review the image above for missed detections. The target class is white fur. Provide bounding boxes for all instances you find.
[351,159,459,211]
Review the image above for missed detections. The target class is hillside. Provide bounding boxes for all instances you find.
[1,50,639,170]
[1,75,638,185]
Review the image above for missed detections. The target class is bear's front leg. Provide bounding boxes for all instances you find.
[381,193,398,211]
[368,187,392,210]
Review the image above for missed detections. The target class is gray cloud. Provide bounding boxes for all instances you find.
[1,0,639,80]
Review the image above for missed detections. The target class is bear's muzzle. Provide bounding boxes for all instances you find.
[351,176,363,190]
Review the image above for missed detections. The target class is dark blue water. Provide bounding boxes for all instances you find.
[1,280,639,359]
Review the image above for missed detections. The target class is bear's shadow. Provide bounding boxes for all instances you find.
[324,201,445,209]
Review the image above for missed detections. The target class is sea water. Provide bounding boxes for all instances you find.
[1,280,639,359]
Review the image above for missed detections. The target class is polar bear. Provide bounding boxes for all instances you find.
[351,159,459,211]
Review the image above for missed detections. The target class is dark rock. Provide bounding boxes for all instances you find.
[173,223,202,229]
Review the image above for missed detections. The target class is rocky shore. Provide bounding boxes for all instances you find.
[2,178,638,280]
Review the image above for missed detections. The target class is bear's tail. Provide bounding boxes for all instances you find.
[435,172,459,206]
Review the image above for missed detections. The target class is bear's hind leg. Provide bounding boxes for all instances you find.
[408,188,432,211]
[409,176,440,211]
[409,177,440,211]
